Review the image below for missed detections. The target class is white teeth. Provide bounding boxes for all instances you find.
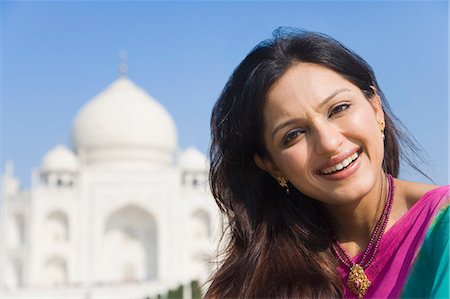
[320,152,360,175]
[342,158,351,168]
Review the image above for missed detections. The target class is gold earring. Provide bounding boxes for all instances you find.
[377,119,385,138]
[276,176,290,195]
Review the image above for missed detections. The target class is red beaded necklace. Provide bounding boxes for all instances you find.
[332,174,394,298]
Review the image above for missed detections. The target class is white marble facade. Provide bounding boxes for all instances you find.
[1,76,220,298]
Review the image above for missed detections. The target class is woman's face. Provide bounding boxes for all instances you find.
[255,63,385,205]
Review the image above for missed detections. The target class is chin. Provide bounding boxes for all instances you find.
[311,175,377,205]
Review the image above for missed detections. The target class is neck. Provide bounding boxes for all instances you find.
[324,172,387,254]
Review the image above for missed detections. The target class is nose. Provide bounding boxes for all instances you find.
[312,121,343,155]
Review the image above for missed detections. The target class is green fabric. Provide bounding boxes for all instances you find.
[401,205,449,299]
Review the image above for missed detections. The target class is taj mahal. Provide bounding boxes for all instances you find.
[0,71,220,298]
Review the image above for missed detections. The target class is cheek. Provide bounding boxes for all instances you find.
[350,107,377,130]
[276,143,310,176]
[347,107,380,140]
[347,107,384,159]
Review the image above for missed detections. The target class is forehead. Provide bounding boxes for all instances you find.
[266,62,357,106]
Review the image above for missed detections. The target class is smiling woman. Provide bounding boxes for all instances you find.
[206,29,449,298]
[257,63,386,205]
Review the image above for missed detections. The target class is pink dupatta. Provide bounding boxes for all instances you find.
[337,185,450,298]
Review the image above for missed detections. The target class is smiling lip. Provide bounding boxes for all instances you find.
[316,147,361,174]
[319,153,361,180]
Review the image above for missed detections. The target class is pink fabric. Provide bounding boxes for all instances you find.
[338,185,450,298]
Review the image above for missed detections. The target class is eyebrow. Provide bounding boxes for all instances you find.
[317,88,351,110]
[270,88,351,141]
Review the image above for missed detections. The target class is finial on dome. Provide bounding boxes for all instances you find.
[118,50,128,77]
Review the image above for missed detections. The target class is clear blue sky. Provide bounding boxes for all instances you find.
[1,1,448,188]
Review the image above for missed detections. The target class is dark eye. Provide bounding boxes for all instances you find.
[283,128,305,145]
[329,103,350,117]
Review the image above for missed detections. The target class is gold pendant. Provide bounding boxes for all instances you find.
[347,264,371,298]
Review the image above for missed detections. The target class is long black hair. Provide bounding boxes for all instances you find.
[206,29,424,298]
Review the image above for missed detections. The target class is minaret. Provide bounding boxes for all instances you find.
[2,160,20,198]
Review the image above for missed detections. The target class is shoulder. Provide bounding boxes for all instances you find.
[394,179,448,209]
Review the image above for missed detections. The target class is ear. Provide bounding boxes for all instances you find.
[369,86,384,122]
[254,153,282,179]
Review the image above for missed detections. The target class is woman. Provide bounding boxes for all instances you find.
[206,30,449,298]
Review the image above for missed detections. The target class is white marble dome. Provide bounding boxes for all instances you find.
[72,77,177,167]
[41,145,79,172]
[179,147,209,171]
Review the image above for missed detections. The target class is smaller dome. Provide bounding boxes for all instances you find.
[41,145,79,172]
[179,147,209,171]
